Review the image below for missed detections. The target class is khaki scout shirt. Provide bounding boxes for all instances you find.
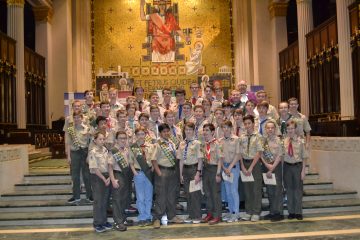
[151,138,177,167]
[204,139,223,166]
[128,143,153,170]
[254,117,280,136]
[65,123,90,151]
[261,136,284,163]
[283,136,308,164]
[88,146,111,174]
[239,132,263,159]
[176,139,203,165]
[290,112,311,137]
[109,146,130,172]
[219,135,241,164]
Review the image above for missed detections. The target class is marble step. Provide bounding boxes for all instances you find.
[0,189,356,211]
[23,173,71,181]
[13,177,330,191]
[1,199,360,226]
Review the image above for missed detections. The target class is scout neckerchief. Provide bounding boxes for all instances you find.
[183,139,193,164]
[288,138,294,157]
[246,132,255,157]
[158,138,176,166]
[205,138,217,163]
[262,138,275,164]
[110,146,129,170]
[259,118,268,135]
[67,124,83,149]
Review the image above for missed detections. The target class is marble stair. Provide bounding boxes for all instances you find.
[1,170,360,226]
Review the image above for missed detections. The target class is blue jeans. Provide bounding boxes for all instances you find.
[223,162,240,214]
[133,171,153,221]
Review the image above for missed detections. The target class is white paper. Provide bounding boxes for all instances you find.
[222,171,234,183]
[240,172,254,182]
[189,180,202,193]
[262,173,276,185]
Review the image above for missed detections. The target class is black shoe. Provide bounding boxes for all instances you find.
[263,213,274,220]
[271,214,284,222]
[114,223,127,231]
[124,219,134,226]
[85,196,94,203]
[295,214,303,220]
[288,213,296,220]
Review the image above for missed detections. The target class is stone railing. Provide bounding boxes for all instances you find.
[0,145,29,195]
[311,137,360,152]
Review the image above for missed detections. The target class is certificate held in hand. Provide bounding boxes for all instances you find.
[262,173,276,185]
[189,180,202,193]
[240,172,254,182]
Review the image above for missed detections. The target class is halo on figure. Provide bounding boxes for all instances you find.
[194,41,204,50]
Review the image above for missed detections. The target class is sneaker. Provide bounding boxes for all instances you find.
[168,216,183,224]
[295,214,303,220]
[113,223,127,231]
[192,218,201,224]
[263,213,273,220]
[241,213,251,221]
[153,219,161,229]
[201,213,213,223]
[94,225,106,233]
[184,217,192,223]
[176,203,184,211]
[250,214,260,222]
[103,222,112,230]
[208,217,221,225]
[222,213,232,221]
[227,214,239,223]
[67,197,81,204]
[138,220,146,227]
[85,197,93,203]
[145,219,153,226]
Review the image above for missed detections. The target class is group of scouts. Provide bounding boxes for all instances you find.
[63,82,311,233]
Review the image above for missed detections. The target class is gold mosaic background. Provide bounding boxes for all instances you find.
[92,0,233,95]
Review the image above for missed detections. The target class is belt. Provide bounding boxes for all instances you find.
[204,164,218,168]
[184,163,198,169]
[113,170,122,173]
[284,161,302,166]
[243,158,253,162]
[135,168,141,171]
[159,165,176,170]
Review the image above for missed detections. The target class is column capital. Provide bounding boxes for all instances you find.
[33,5,53,23]
[268,1,289,18]
[6,0,25,7]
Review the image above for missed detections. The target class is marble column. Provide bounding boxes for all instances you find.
[72,0,91,91]
[7,0,26,129]
[296,0,313,116]
[336,0,355,118]
[269,0,289,106]
[34,5,53,127]
[232,0,254,86]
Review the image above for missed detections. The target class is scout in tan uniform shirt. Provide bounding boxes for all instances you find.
[219,120,241,223]
[201,123,223,225]
[88,132,112,233]
[177,122,203,224]
[64,111,92,204]
[261,120,284,222]
[239,115,264,222]
[108,131,130,231]
[193,105,209,143]
[283,120,307,221]
[151,123,183,229]
[129,127,154,226]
